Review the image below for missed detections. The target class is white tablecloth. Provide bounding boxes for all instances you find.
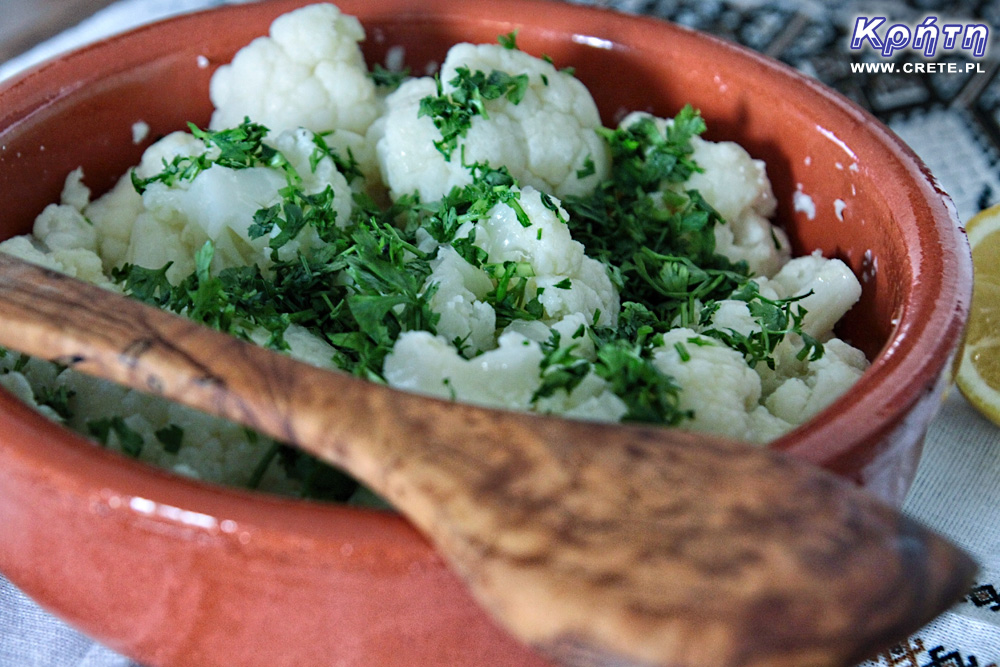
[1,1,999,665]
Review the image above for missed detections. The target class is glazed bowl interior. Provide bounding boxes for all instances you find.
[0,1,970,666]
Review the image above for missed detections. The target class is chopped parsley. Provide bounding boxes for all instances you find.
[131,119,281,194]
[36,385,75,421]
[533,333,591,403]
[592,339,690,424]
[369,63,410,90]
[87,416,145,458]
[12,353,29,373]
[700,282,825,369]
[277,444,358,501]
[418,67,529,159]
[563,105,821,372]
[498,31,520,50]
[564,106,743,327]
[155,424,185,454]
[310,131,363,184]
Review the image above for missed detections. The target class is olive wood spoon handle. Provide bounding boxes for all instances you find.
[0,253,976,667]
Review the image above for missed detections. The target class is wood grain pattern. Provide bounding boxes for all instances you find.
[0,253,977,667]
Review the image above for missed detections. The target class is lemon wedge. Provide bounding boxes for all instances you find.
[957,203,1000,426]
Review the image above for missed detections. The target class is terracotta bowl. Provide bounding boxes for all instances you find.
[0,1,972,665]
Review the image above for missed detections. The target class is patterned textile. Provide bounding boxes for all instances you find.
[1,0,999,665]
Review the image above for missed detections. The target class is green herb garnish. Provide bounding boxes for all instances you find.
[154,424,185,454]
[369,63,410,90]
[87,416,145,458]
[418,67,529,159]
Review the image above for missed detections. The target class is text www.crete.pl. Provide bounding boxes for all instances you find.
[850,61,988,74]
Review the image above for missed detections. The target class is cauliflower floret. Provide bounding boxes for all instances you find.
[84,174,145,270]
[48,248,110,286]
[685,136,777,230]
[764,338,868,426]
[423,245,497,356]
[699,284,779,339]
[759,251,862,339]
[59,167,91,211]
[248,324,339,371]
[27,167,98,257]
[384,330,626,421]
[551,312,598,360]
[0,169,118,287]
[315,127,381,199]
[385,330,546,409]
[372,42,610,203]
[209,3,379,138]
[714,208,790,279]
[280,325,340,369]
[366,78,442,197]
[53,367,298,494]
[748,405,793,442]
[536,259,616,328]
[696,252,868,434]
[619,112,790,277]
[534,370,629,422]
[137,165,284,275]
[0,372,61,422]
[474,187,580,275]
[0,227,111,288]
[33,203,96,254]
[415,186,618,359]
[269,126,355,230]
[651,328,764,442]
[0,356,64,422]
[471,186,618,329]
[123,126,355,279]
[131,131,204,180]
[0,236,61,271]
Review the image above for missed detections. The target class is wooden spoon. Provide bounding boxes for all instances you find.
[0,252,976,667]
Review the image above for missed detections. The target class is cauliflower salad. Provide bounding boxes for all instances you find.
[0,3,868,502]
